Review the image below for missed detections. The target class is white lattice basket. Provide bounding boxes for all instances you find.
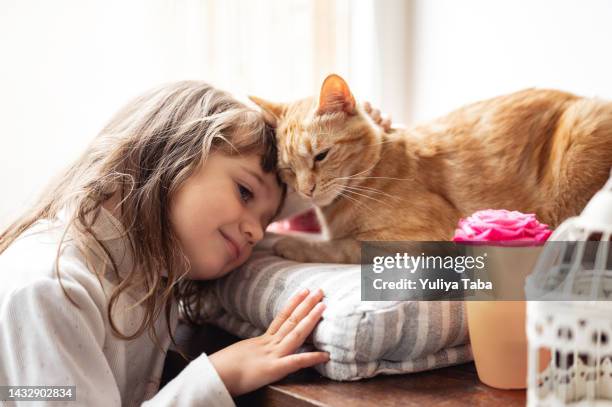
[526,171,612,406]
[527,301,612,406]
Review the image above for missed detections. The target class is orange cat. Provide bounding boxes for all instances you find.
[251,74,612,263]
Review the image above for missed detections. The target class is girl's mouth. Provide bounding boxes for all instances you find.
[220,230,240,260]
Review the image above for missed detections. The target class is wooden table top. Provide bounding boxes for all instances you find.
[161,323,526,407]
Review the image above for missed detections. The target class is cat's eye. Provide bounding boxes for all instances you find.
[314,148,331,162]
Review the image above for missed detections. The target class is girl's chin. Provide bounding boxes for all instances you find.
[186,252,250,280]
[185,262,229,280]
[218,258,244,278]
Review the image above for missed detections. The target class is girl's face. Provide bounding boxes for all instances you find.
[170,152,283,280]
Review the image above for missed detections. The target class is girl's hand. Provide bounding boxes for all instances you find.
[363,101,392,132]
[208,288,329,397]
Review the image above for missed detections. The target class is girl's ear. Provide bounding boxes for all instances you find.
[249,96,286,127]
[316,74,356,116]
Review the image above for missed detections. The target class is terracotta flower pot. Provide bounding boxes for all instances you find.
[466,246,544,389]
[467,300,528,388]
[453,210,552,390]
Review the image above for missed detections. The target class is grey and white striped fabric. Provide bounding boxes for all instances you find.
[200,250,473,381]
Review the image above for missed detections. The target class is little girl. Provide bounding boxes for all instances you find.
[0,81,329,406]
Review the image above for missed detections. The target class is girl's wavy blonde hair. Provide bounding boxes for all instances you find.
[0,80,283,345]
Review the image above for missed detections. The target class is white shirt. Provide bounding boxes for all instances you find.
[0,207,235,406]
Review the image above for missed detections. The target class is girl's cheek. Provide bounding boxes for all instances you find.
[218,196,244,222]
[219,199,242,222]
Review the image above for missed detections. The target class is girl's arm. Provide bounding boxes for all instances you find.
[0,277,235,406]
[0,278,123,405]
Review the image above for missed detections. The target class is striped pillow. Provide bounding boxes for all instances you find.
[200,250,473,381]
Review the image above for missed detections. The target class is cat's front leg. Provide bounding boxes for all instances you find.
[274,237,361,264]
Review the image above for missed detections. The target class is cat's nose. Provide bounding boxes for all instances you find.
[302,184,316,198]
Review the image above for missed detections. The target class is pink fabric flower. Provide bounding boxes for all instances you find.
[452,209,552,246]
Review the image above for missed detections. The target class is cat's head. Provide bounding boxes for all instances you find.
[250,74,384,207]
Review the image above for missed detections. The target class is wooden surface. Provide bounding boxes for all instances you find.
[161,323,526,407]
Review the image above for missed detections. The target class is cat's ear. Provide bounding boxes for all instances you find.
[249,96,285,127]
[317,74,356,116]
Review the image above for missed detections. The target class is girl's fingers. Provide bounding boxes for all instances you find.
[279,301,326,353]
[277,351,330,376]
[371,108,381,122]
[266,288,310,335]
[381,117,392,131]
[274,289,324,340]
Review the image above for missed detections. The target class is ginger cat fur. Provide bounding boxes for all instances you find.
[251,74,612,264]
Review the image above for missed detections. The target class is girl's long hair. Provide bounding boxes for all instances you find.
[0,81,281,345]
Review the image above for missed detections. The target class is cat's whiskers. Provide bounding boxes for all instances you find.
[344,190,394,209]
[333,187,363,206]
[342,184,397,200]
[338,163,378,181]
[332,185,377,214]
[341,176,413,182]
[336,185,395,209]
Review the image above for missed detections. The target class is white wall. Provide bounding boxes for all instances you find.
[408,0,612,122]
[0,0,389,228]
[0,0,210,227]
[2,0,611,227]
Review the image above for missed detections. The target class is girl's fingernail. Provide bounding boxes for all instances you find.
[300,288,309,296]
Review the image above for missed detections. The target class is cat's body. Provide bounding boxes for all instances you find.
[252,75,612,263]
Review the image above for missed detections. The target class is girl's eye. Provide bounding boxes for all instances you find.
[238,183,254,203]
[314,148,330,162]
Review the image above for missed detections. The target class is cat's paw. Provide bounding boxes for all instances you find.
[273,237,311,262]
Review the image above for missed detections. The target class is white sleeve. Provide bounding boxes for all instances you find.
[0,278,235,407]
[0,278,122,406]
[142,354,235,407]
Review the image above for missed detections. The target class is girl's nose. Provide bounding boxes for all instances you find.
[241,215,264,245]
